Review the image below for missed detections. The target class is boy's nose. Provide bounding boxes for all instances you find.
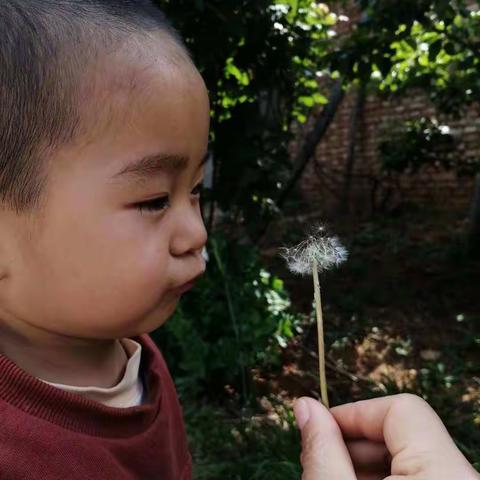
[169,205,208,258]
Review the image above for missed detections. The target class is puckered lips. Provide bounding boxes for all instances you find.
[171,270,204,296]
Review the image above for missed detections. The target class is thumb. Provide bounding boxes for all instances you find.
[294,397,357,480]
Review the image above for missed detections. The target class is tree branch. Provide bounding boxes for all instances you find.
[276,80,345,209]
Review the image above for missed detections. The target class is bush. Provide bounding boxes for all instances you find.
[152,233,301,400]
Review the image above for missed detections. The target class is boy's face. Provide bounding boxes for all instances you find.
[1,43,210,340]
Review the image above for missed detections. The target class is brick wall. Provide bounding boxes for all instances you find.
[297,4,479,218]
[299,88,478,217]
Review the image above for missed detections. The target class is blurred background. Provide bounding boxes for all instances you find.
[150,1,480,477]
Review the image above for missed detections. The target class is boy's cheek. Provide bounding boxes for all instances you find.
[17,243,171,336]
[13,203,174,332]
[23,272,172,338]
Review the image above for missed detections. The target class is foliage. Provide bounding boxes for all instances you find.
[153,1,480,233]
[378,117,480,175]
[330,0,480,113]
[155,0,339,234]
[153,233,301,400]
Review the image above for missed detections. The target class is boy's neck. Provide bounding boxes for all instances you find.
[0,322,129,388]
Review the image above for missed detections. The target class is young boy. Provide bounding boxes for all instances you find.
[2,2,477,480]
[0,1,208,478]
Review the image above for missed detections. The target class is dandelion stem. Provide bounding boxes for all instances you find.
[312,258,329,408]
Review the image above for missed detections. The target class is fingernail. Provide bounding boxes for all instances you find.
[294,398,310,430]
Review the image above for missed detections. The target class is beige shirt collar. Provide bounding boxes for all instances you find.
[40,338,144,408]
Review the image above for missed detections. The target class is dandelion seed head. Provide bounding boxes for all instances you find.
[280,225,348,276]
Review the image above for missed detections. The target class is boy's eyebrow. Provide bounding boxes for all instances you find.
[112,152,209,181]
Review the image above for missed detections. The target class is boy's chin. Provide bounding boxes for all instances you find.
[131,298,179,336]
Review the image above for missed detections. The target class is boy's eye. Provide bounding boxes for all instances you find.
[191,183,203,196]
[135,195,169,214]
[134,183,202,215]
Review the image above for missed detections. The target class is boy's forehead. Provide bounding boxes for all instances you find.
[56,40,210,182]
[116,37,199,96]
[77,36,205,140]
[70,39,208,158]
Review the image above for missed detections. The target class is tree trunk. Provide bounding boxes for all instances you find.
[339,83,366,214]
[467,173,480,256]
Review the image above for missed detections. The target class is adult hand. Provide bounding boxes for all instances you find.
[294,393,479,480]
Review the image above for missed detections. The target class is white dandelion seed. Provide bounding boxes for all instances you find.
[280,225,348,275]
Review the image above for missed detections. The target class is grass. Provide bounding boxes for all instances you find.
[184,398,301,479]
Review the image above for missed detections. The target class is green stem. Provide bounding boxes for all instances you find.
[211,238,248,404]
[312,258,329,408]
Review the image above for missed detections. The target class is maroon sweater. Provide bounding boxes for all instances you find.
[0,334,191,480]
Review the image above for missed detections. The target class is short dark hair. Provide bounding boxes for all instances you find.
[0,0,185,212]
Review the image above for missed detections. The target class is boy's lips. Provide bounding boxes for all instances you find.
[172,271,204,295]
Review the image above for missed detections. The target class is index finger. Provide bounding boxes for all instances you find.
[330,394,457,458]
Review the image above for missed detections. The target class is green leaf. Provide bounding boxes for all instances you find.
[225,58,250,86]
[312,92,329,105]
[298,95,314,107]
[418,53,430,67]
